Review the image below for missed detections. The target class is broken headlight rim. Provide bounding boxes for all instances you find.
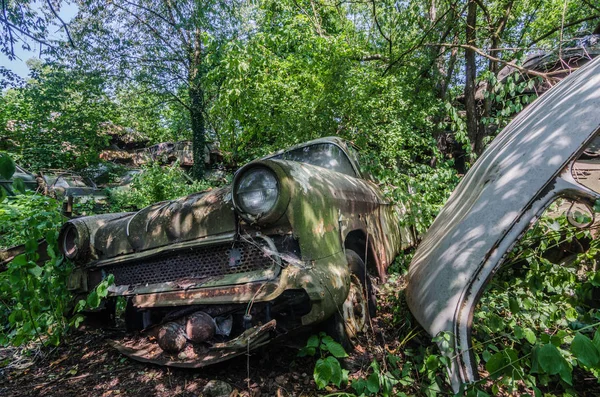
[59,220,91,263]
[232,164,289,225]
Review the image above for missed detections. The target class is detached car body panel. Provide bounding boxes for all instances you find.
[407,57,600,390]
[61,137,415,366]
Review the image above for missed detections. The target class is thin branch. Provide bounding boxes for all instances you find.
[384,0,464,75]
[46,0,75,48]
[473,0,491,26]
[582,0,600,13]
[428,43,553,79]
[355,54,389,62]
[1,0,15,57]
[0,15,57,49]
[163,0,191,48]
[529,15,600,47]
[167,90,190,111]
[371,0,392,57]
[516,1,541,47]
[123,0,173,28]
[559,0,568,59]
[112,2,185,60]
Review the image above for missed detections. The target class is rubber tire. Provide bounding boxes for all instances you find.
[323,249,376,350]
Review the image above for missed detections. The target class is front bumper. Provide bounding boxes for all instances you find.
[110,319,277,368]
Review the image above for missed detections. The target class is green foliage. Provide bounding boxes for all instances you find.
[0,193,115,346]
[469,201,600,394]
[0,194,64,250]
[351,359,403,397]
[480,72,540,132]
[107,163,226,212]
[0,64,117,170]
[299,332,349,390]
[0,152,16,180]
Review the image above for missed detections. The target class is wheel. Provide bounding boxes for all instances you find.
[324,249,376,349]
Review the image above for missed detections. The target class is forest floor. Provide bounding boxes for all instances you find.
[0,276,418,397]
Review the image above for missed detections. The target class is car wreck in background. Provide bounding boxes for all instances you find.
[59,137,416,366]
[407,57,600,391]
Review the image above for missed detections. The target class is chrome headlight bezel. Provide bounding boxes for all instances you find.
[232,164,289,224]
[58,220,91,263]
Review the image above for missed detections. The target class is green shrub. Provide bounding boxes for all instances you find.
[107,162,228,212]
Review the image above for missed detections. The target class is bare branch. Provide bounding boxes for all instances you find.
[355,54,389,62]
[46,0,75,48]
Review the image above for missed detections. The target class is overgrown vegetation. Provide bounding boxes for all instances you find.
[468,202,600,395]
[2,0,600,394]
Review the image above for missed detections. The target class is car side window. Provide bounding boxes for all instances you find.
[273,143,357,176]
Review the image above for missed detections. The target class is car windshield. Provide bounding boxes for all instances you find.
[272,143,356,176]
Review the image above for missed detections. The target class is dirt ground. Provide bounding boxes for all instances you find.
[0,278,412,397]
[0,327,316,397]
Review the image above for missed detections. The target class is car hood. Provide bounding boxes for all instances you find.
[93,186,235,260]
[407,56,600,391]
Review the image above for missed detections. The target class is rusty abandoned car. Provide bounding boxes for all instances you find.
[407,57,600,391]
[59,137,416,366]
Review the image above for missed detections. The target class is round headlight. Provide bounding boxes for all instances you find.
[235,167,279,215]
[62,224,80,259]
[59,220,91,262]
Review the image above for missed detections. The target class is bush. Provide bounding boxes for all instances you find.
[107,162,229,212]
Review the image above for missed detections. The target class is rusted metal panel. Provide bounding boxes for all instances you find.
[407,57,600,391]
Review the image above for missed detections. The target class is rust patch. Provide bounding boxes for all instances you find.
[132,282,279,308]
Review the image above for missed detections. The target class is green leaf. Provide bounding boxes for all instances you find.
[537,344,563,374]
[0,153,16,180]
[367,372,380,393]
[485,352,506,378]
[592,330,600,352]
[325,356,343,386]
[523,328,537,345]
[351,378,367,395]
[86,290,100,308]
[571,333,600,368]
[27,266,42,278]
[425,354,439,371]
[322,337,348,358]
[12,254,28,267]
[509,297,520,314]
[314,358,333,389]
[96,282,109,299]
[535,343,572,384]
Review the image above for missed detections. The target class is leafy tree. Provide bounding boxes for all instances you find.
[68,0,246,178]
[0,62,117,170]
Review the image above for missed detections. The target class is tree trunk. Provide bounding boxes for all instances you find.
[190,83,205,179]
[465,0,481,159]
[190,21,205,180]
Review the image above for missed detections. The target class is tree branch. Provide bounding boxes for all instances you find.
[384,0,464,75]
[529,15,600,47]
[46,0,75,48]
[428,43,553,79]
[1,0,15,58]
[0,15,57,50]
[371,0,392,58]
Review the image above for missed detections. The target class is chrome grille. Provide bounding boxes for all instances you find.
[104,241,276,286]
